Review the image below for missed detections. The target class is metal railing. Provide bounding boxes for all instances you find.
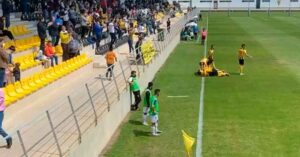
[2,9,199,157]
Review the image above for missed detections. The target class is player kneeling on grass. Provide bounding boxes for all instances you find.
[195,57,229,77]
[143,82,153,126]
[238,44,253,75]
[150,89,162,136]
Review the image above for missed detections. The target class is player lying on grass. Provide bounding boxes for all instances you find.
[195,57,229,77]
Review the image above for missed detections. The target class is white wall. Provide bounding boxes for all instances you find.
[67,33,181,157]
[177,0,300,9]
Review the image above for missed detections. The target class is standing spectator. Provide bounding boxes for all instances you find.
[93,18,103,53]
[0,45,9,87]
[48,18,59,46]
[128,70,141,111]
[2,0,12,28]
[143,82,153,126]
[0,88,12,149]
[127,26,134,54]
[44,41,58,67]
[37,17,48,52]
[60,25,71,61]
[7,46,15,64]
[150,89,162,136]
[105,46,117,80]
[13,63,21,82]
[5,64,13,86]
[108,20,116,45]
[80,9,89,39]
[167,18,171,33]
[68,36,81,59]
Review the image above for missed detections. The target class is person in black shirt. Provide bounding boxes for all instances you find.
[167,18,171,33]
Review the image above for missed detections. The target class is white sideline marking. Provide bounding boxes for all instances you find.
[167,95,189,98]
[196,14,209,157]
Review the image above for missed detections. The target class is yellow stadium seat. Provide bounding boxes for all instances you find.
[14,81,31,97]
[5,84,23,99]
[21,78,37,93]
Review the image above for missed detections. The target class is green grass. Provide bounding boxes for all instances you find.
[104,12,300,157]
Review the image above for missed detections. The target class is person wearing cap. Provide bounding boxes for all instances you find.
[0,88,12,149]
[142,82,153,126]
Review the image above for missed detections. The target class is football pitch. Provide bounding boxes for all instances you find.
[104,12,300,157]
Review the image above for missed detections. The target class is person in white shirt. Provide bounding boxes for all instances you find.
[108,21,116,45]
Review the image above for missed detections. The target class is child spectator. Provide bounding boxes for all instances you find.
[13,63,21,82]
[5,64,14,85]
[44,41,58,67]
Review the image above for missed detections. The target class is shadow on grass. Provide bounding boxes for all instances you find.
[133,130,150,137]
[229,72,241,76]
[129,120,142,126]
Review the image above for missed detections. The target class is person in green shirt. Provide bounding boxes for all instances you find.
[142,82,153,126]
[150,89,162,136]
[128,71,141,111]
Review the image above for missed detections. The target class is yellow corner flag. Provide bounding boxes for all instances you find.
[182,130,195,157]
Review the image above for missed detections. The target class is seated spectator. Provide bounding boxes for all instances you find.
[44,41,58,67]
[35,49,50,69]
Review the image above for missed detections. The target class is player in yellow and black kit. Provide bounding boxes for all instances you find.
[238,44,252,75]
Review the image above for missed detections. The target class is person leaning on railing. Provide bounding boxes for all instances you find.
[128,70,141,111]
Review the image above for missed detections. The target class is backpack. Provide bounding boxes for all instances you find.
[68,39,80,54]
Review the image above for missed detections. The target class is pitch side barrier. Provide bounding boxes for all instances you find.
[1,9,199,157]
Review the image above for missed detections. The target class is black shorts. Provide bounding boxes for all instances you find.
[239,59,244,65]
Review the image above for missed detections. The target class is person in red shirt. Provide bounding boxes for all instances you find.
[44,41,58,67]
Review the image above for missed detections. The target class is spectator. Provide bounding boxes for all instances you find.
[0,44,9,87]
[37,17,48,52]
[105,46,117,81]
[5,64,14,85]
[127,26,134,53]
[7,46,15,64]
[80,9,89,39]
[68,36,81,59]
[35,49,50,68]
[2,0,12,28]
[128,70,141,111]
[60,25,71,61]
[0,17,14,41]
[13,63,21,82]
[0,88,12,149]
[92,17,103,53]
[108,20,116,45]
[44,41,58,67]
[48,17,59,46]
[167,18,171,33]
